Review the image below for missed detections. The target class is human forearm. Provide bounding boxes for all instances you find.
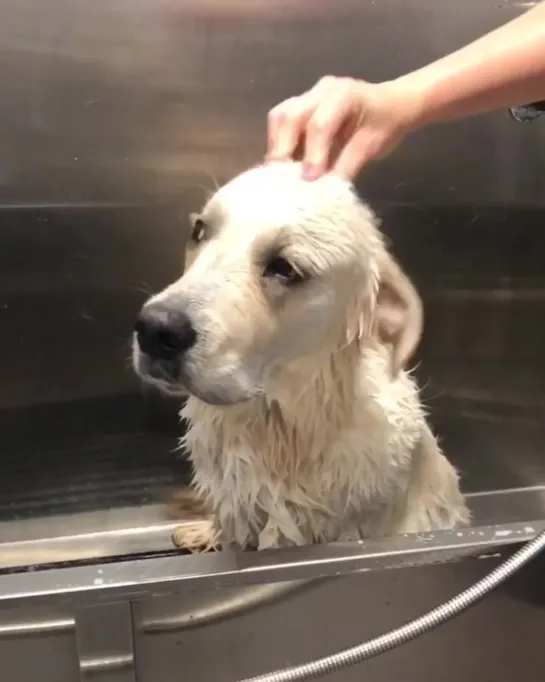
[398,2,545,129]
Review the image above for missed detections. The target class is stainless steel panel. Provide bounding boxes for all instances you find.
[0,0,538,206]
[76,603,136,682]
[0,602,136,682]
[132,554,545,682]
[0,523,540,681]
[0,0,543,573]
[0,520,541,611]
[0,485,544,571]
[0,605,79,682]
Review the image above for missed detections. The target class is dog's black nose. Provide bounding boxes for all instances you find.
[135,304,197,360]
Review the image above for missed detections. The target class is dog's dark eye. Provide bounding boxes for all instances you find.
[191,218,207,244]
[263,256,303,285]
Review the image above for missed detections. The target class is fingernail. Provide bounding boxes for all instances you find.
[302,164,319,181]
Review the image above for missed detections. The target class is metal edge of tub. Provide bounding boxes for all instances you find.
[0,517,543,612]
[1,484,544,571]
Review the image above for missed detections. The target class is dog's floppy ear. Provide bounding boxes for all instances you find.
[375,254,423,376]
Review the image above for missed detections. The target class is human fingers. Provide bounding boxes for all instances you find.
[302,79,363,180]
[267,97,308,161]
[266,77,337,162]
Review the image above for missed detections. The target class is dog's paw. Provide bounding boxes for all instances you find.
[171,519,220,554]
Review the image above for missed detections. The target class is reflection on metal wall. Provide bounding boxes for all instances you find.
[0,0,542,206]
[132,556,545,682]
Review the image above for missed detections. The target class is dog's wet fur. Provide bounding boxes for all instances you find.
[133,161,469,551]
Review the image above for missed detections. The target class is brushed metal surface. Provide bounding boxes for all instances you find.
[0,0,540,206]
[0,604,80,682]
[0,519,542,610]
[76,603,136,682]
[131,551,545,682]
[0,0,543,575]
[0,534,542,682]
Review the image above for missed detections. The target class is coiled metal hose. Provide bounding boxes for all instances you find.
[238,530,545,682]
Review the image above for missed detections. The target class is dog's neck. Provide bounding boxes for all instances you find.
[263,340,363,426]
[182,338,389,466]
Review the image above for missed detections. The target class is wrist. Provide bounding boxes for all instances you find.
[380,75,431,133]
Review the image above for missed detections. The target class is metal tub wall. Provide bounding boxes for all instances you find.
[0,0,544,681]
[0,543,542,682]
[132,556,545,682]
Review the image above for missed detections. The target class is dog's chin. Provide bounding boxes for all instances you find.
[137,373,188,398]
[133,351,259,406]
[138,371,256,407]
[184,373,259,406]
[190,388,254,407]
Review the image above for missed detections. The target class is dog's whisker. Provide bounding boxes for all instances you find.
[202,169,220,191]
[133,283,154,297]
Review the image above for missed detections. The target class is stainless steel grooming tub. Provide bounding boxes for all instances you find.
[0,1,543,680]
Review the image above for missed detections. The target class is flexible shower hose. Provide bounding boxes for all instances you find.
[237,529,545,682]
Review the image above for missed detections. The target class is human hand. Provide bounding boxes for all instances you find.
[267,76,423,181]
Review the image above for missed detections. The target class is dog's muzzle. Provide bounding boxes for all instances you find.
[134,300,258,406]
[134,303,197,380]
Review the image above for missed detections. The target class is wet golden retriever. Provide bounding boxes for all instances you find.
[133,161,469,551]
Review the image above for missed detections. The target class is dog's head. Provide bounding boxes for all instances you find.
[133,162,422,405]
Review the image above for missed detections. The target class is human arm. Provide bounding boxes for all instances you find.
[267,1,545,180]
[403,1,545,127]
